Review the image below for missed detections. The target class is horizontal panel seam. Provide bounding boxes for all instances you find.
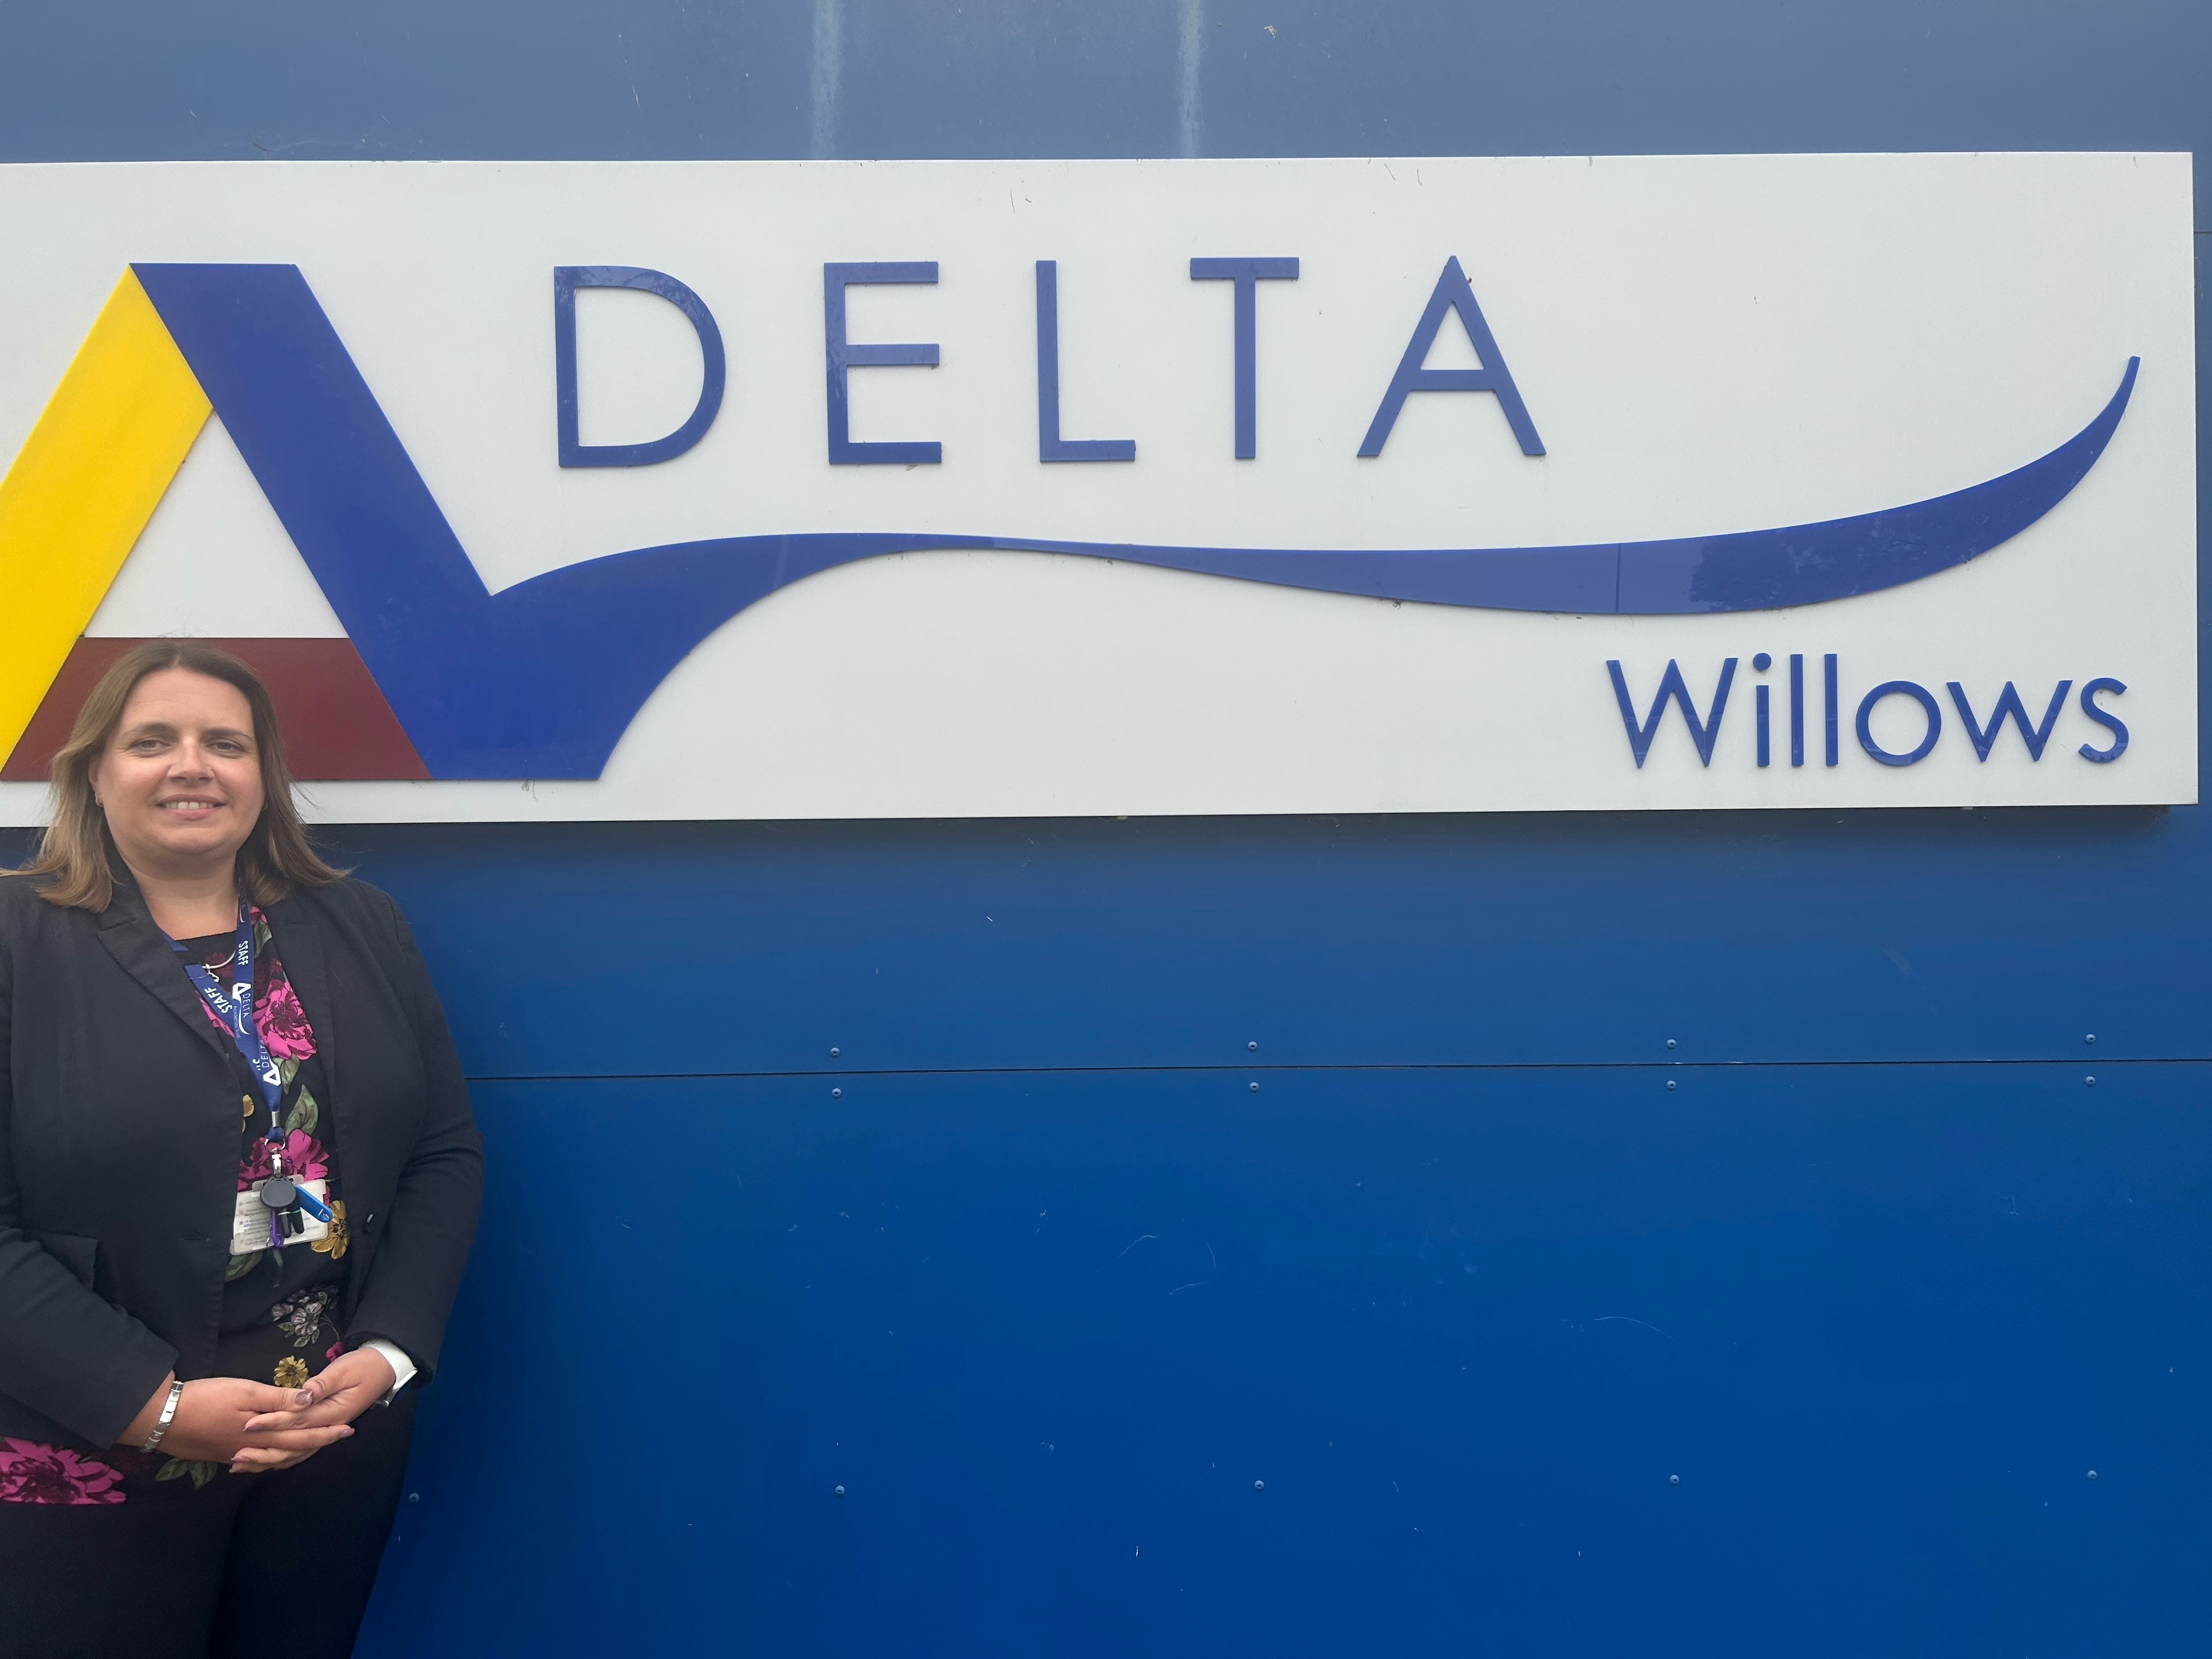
[459,1056,2212,1084]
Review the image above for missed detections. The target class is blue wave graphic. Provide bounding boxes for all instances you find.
[133,263,2136,779]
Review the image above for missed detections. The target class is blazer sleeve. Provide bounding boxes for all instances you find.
[343,890,484,1384]
[0,908,179,1446]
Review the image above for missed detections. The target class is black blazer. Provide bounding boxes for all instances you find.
[0,871,483,1448]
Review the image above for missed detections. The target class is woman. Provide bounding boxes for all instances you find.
[0,641,483,1657]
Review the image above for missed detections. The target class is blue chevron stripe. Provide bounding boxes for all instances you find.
[129,263,2136,780]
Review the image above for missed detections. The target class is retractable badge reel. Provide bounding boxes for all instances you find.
[232,1091,335,1254]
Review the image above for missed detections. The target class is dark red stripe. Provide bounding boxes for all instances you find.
[1,638,432,782]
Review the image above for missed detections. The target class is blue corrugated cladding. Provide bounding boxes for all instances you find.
[3,2,2208,1651]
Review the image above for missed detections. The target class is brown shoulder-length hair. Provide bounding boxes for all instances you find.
[14,640,345,911]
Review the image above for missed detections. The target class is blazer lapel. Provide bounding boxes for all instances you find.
[92,882,233,1063]
[263,898,337,1096]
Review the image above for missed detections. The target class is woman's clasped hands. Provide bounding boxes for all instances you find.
[118,1347,396,1475]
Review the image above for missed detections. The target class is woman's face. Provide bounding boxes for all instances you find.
[88,668,266,877]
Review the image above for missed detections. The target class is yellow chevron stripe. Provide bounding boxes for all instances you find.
[0,270,210,763]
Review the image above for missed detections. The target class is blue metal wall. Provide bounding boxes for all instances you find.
[4,3,2208,1650]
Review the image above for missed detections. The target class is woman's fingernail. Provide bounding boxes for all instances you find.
[297,1390,313,1406]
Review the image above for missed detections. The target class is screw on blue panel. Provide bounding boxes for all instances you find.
[2087,1470,2098,1480]
[2086,1034,2097,1045]
[1254,1480,1265,1492]
[1248,1041,1259,1052]
[1666,1080,1677,1092]
[832,1087,843,1099]
[831,1046,841,1058]
[408,1492,420,1504]
[1665,1038,1676,1049]
[2085,1076,2096,1087]
[834,1485,847,1497]
[1669,1475,1680,1485]
[1249,1081,1261,1093]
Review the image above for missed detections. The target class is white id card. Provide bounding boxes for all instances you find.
[229,1178,332,1256]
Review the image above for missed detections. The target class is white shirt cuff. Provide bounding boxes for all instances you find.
[359,1338,417,1404]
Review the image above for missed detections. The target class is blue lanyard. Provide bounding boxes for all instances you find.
[172,904,284,1125]
[172,904,332,1245]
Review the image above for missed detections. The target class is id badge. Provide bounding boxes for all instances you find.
[229,1178,332,1256]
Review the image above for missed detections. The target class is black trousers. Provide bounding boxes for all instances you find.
[0,1392,415,1659]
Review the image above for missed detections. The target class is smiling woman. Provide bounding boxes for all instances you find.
[22,642,311,912]
[0,641,483,1659]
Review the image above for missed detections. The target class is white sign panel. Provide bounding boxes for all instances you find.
[0,155,2192,822]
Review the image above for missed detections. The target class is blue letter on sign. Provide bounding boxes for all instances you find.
[1359,257,1544,458]
[2077,678,2129,762]
[1946,680,2071,761]
[1189,257,1300,458]
[555,267,726,469]
[1857,681,1943,766]
[1035,262,1135,463]
[1607,659,1737,768]
[824,262,941,466]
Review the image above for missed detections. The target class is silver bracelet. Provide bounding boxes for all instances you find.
[140,1379,185,1453]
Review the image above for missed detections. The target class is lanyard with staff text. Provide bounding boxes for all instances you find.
[172,904,333,1248]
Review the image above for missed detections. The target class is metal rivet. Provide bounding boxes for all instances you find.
[1668,1475,1680,1485]
[834,1485,847,1497]
[831,1087,843,1099]
[1665,1038,1677,1050]
[2085,1076,2096,1087]
[1249,1081,1260,1093]
[2086,1469,2098,1481]
[1666,1080,1677,1091]
[830,1046,841,1059]
[1248,1041,1258,1052]
[1253,1480,1265,1492]
[2085,1034,2096,1045]
[408,1492,420,1504]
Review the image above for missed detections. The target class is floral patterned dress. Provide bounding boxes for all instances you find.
[0,908,353,1505]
